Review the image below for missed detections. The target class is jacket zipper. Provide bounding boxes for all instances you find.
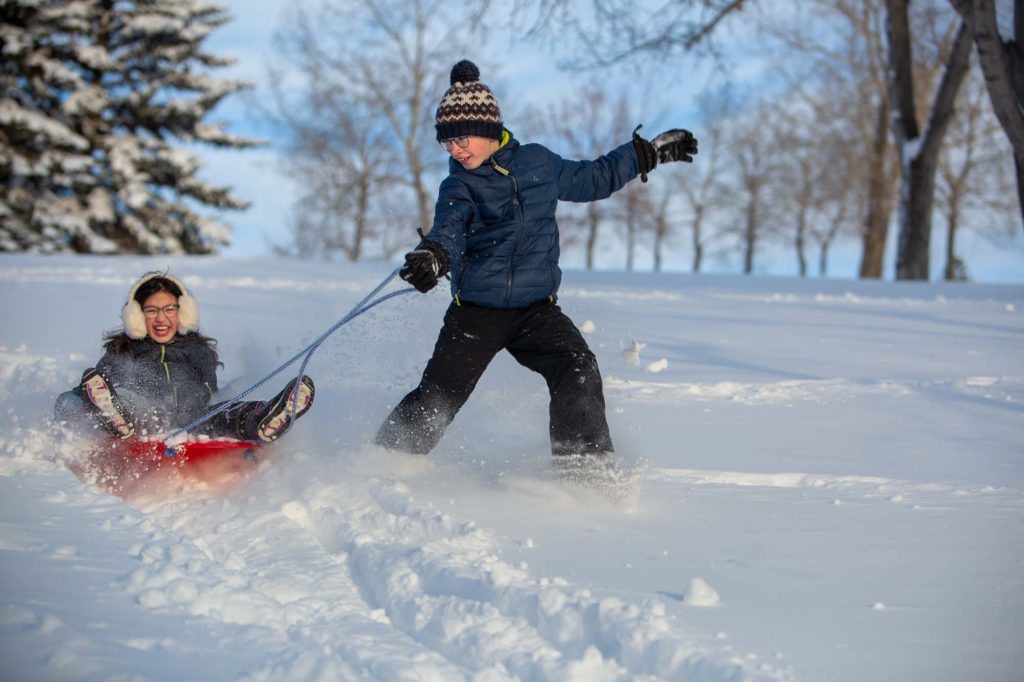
[490,157,525,307]
[160,344,177,409]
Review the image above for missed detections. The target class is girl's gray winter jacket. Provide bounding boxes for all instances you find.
[95,334,217,430]
[425,130,640,309]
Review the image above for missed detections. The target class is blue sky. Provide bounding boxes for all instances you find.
[198,0,1024,283]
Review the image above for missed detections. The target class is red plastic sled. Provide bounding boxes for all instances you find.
[75,437,263,495]
[105,437,262,465]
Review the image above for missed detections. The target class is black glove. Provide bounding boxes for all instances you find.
[632,125,699,182]
[400,239,450,293]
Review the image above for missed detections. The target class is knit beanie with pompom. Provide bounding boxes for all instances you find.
[434,60,503,142]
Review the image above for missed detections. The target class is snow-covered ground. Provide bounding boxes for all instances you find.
[1,254,1021,681]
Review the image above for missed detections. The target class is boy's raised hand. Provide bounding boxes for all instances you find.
[632,125,699,182]
[652,129,698,164]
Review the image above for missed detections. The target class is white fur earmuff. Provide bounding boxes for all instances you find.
[121,271,200,339]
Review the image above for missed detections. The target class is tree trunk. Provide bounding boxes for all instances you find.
[411,156,433,234]
[352,178,370,261]
[890,9,973,280]
[972,0,1024,227]
[691,203,704,273]
[1017,154,1024,228]
[625,215,636,271]
[653,217,667,273]
[895,156,936,279]
[795,204,808,277]
[744,197,757,275]
[943,193,962,280]
[950,0,1024,229]
[585,204,599,270]
[859,98,894,278]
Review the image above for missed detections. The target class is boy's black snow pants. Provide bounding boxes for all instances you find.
[375,299,613,456]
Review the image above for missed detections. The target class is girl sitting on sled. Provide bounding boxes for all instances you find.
[54,271,315,443]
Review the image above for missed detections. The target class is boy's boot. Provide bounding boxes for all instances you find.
[79,368,135,439]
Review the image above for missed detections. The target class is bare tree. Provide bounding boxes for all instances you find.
[647,186,674,272]
[772,107,819,277]
[887,0,973,280]
[669,89,730,274]
[936,68,1019,279]
[268,0,484,259]
[765,0,902,279]
[680,170,714,274]
[768,85,869,278]
[609,179,652,271]
[513,0,748,67]
[812,132,863,276]
[536,87,634,269]
[720,100,784,274]
[508,0,752,274]
[270,72,398,260]
[949,0,1024,229]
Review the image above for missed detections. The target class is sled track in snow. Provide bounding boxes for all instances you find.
[124,459,788,681]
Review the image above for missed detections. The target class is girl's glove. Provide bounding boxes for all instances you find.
[632,125,699,182]
[400,240,450,293]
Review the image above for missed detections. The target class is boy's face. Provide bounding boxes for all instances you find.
[445,135,500,170]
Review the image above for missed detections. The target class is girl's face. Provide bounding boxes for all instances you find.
[447,135,500,170]
[141,290,179,343]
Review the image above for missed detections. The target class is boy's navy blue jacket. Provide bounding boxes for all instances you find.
[425,130,640,309]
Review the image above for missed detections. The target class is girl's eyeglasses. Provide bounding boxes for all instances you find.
[439,136,471,151]
[142,304,179,318]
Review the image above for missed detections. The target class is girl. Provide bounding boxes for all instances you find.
[55,272,314,443]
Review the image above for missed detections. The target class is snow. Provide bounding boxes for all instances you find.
[126,13,186,36]
[682,579,719,607]
[0,100,89,151]
[63,84,111,116]
[1,254,1022,681]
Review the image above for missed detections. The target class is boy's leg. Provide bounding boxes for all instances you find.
[375,303,506,454]
[506,302,613,455]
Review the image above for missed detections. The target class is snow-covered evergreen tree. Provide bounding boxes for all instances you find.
[0,0,261,254]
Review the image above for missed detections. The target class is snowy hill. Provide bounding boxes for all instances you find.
[1,254,1022,681]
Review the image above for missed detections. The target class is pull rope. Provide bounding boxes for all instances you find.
[165,268,413,447]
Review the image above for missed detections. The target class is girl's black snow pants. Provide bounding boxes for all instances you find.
[54,387,264,440]
[375,299,613,456]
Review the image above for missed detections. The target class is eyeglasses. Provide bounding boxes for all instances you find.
[142,304,179,318]
[439,136,471,151]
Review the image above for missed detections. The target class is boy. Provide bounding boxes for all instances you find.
[375,59,697,458]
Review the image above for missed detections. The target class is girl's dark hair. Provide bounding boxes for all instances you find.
[102,276,221,366]
[134,276,182,305]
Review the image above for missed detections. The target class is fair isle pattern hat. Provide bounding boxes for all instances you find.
[435,60,503,142]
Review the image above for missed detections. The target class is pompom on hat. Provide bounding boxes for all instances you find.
[435,60,503,142]
[121,271,199,339]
